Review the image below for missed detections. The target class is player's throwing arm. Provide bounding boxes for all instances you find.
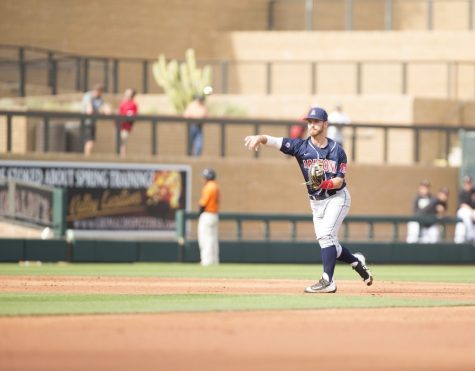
[244,134,282,151]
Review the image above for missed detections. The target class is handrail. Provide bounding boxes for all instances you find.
[175,210,461,243]
[2,43,473,65]
[0,109,467,162]
[1,44,475,98]
[0,109,465,130]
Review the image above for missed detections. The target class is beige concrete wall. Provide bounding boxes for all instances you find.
[213,32,475,98]
[16,92,475,122]
[0,0,268,59]
[0,115,36,153]
[8,55,475,99]
[215,32,475,61]
[2,1,474,98]
[432,0,475,30]
[462,100,475,126]
[0,0,472,61]
[1,153,460,217]
[290,0,386,31]
[271,0,473,31]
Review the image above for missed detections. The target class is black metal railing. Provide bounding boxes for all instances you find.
[1,45,475,99]
[0,109,468,164]
[175,210,462,243]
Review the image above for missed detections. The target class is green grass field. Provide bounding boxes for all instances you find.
[1,263,474,316]
[2,262,475,281]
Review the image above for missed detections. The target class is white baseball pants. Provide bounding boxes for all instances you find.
[310,188,351,257]
[198,212,219,266]
[406,221,441,243]
[454,207,475,243]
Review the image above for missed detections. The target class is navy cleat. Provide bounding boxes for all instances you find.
[353,253,373,286]
[304,274,337,293]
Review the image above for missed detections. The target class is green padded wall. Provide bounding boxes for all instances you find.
[0,239,25,261]
[1,239,474,263]
[24,240,69,262]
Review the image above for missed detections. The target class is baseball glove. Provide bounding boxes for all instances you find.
[305,160,324,190]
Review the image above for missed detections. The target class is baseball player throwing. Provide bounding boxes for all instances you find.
[244,107,373,293]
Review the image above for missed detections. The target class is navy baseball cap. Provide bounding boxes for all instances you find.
[304,107,328,121]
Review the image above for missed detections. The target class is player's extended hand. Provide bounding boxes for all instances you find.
[244,135,265,151]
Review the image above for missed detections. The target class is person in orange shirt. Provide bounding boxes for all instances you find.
[198,168,220,266]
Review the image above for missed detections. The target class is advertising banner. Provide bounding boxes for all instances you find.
[0,161,191,237]
[0,181,54,226]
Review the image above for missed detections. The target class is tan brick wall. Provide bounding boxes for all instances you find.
[216,31,475,61]
[0,115,36,153]
[168,156,461,217]
[0,0,268,59]
[1,2,474,98]
[214,32,475,98]
[432,0,474,30]
[1,1,473,60]
[0,153,460,217]
[271,0,473,31]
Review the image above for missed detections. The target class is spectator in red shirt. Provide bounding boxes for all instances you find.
[117,88,138,157]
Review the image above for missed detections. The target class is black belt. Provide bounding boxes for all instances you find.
[309,189,340,201]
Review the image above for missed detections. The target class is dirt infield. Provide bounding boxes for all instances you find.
[1,275,475,299]
[1,276,475,371]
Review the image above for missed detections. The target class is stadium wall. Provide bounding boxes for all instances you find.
[0,153,460,216]
[0,0,268,59]
[214,32,475,98]
[1,238,474,264]
[270,0,474,31]
[3,15,475,98]
[2,95,474,171]
[1,0,473,59]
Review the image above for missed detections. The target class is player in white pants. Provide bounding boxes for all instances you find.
[454,176,475,244]
[198,212,219,266]
[198,168,220,266]
[244,106,373,293]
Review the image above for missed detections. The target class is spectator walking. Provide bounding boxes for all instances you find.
[184,94,208,156]
[327,105,351,146]
[454,176,475,244]
[80,83,111,156]
[198,168,220,266]
[117,88,138,158]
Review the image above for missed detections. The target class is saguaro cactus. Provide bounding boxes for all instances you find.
[152,49,213,113]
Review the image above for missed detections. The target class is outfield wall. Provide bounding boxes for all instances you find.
[0,153,460,217]
[1,1,473,59]
[1,238,474,264]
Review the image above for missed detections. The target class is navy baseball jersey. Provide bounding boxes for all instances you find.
[280,137,347,198]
